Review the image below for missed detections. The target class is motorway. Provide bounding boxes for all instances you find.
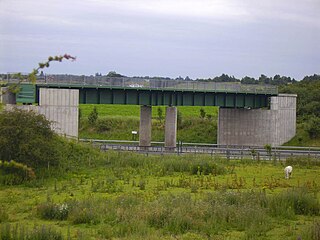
[81,139,320,160]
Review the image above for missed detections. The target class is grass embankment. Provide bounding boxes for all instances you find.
[0,147,320,240]
[285,123,320,147]
[79,105,218,143]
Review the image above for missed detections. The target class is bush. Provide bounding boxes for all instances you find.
[37,202,69,221]
[306,116,320,139]
[0,109,61,169]
[68,199,102,224]
[88,106,98,125]
[0,160,35,184]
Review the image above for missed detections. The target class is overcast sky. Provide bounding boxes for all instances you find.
[0,0,319,80]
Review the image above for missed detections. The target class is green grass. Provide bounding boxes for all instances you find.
[80,104,218,143]
[80,104,218,119]
[284,123,320,147]
[0,149,320,239]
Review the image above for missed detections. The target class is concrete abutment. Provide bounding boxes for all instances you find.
[218,94,297,146]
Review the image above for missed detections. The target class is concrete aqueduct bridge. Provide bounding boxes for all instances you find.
[2,75,296,147]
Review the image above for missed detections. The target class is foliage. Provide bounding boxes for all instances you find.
[268,188,320,218]
[177,109,182,130]
[280,75,320,121]
[0,151,319,239]
[157,107,163,123]
[80,111,217,143]
[88,106,98,125]
[0,109,101,175]
[285,156,320,167]
[0,223,64,240]
[0,160,35,184]
[0,109,61,169]
[279,75,320,145]
[197,73,296,85]
[200,108,206,119]
[4,54,76,94]
[106,71,125,77]
[0,208,8,223]
[37,201,69,221]
[306,116,320,139]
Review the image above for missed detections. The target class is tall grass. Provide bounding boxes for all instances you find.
[31,190,284,238]
[0,223,64,240]
[0,208,8,223]
[268,187,320,218]
[286,156,320,167]
[106,152,228,176]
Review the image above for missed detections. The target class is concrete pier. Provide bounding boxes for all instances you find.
[165,106,177,149]
[0,87,16,104]
[218,94,297,146]
[139,105,152,147]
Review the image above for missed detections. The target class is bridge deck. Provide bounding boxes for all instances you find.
[8,76,278,108]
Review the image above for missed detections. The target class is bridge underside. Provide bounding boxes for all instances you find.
[77,88,270,108]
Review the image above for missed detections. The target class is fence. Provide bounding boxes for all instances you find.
[6,74,278,95]
[80,139,320,160]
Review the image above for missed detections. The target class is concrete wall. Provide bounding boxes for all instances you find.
[39,88,79,138]
[1,87,16,104]
[218,94,297,146]
[5,88,79,138]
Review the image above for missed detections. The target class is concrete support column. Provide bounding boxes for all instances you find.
[1,87,16,104]
[165,106,177,149]
[139,105,152,147]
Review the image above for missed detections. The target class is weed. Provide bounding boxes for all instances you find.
[0,207,8,223]
[0,223,64,240]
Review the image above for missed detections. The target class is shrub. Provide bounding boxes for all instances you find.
[68,199,103,224]
[88,106,98,125]
[306,116,320,139]
[37,202,69,221]
[0,109,61,169]
[0,160,35,184]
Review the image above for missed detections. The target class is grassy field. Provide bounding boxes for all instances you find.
[80,104,218,119]
[1,149,320,240]
[79,105,218,143]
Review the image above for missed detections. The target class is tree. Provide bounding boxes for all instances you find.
[88,106,98,125]
[0,109,61,168]
[106,71,124,77]
[306,117,320,139]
